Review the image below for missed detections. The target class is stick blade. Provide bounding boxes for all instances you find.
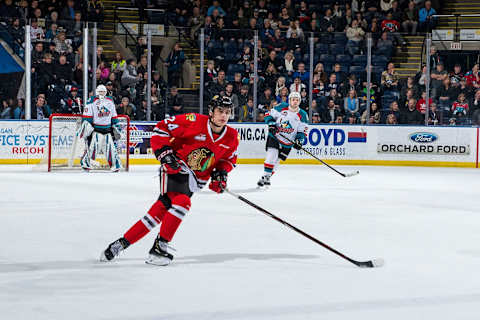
[343,170,360,178]
[357,258,384,268]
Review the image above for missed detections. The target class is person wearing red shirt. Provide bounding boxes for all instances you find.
[465,64,480,89]
[100,96,239,266]
[416,91,433,114]
[451,93,469,124]
[381,12,406,46]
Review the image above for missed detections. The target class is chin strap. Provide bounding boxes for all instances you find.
[209,119,225,134]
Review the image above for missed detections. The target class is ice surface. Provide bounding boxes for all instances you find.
[1,164,480,320]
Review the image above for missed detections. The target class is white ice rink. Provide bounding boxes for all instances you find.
[1,164,480,320]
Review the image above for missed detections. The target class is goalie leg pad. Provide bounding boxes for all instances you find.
[105,133,122,171]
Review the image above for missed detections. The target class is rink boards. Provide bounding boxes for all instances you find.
[0,120,478,168]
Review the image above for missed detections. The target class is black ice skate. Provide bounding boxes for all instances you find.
[145,236,174,266]
[257,175,271,188]
[100,237,130,262]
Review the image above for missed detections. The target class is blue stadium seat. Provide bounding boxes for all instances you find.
[320,33,333,45]
[227,64,245,74]
[352,55,367,66]
[315,43,329,54]
[330,44,345,55]
[349,65,365,80]
[336,54,352,64]
[334,33,348,46]
[319,54,335,65]
[372,55,389,68]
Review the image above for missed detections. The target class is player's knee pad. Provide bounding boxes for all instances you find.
[167,193,191,221]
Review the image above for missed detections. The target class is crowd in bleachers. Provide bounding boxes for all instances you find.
[1,0,480,125]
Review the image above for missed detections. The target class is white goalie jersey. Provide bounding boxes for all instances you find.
[83,96,118,131]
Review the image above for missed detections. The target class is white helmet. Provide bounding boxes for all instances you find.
[96,85,107,99]
[288,91,301,102]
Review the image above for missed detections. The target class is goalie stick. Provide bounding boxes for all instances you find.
[279,134,360,178]
[226,189,384,268]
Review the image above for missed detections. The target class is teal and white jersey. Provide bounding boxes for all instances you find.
[83,96,118,130]
[265,105,308,147]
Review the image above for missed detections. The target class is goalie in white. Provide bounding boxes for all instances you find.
[78,85,123,172]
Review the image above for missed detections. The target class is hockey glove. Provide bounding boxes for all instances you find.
[293,138,303,150]
[209,170,228,193]
[268,123,277,136]
[157,146,181,175]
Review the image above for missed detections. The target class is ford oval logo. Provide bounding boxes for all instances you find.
[409,132,438,143]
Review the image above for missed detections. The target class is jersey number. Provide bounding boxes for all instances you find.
[164,117,179,131]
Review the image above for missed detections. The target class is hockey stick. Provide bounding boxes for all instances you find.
[226,189,384,268]
[279,134,359,178]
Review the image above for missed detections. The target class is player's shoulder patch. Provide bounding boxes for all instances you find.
[185,113,197,122]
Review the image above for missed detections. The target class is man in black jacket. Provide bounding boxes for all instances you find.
[399,98,423,124]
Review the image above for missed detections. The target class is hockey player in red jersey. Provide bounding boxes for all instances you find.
[100,96,239,266]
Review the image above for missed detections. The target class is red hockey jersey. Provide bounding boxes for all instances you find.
[151,113,239,183]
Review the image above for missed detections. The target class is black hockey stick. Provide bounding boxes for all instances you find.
[226,189,384,268]
[279,134,359,178]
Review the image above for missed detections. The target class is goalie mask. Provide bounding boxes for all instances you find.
[96,85,107,100]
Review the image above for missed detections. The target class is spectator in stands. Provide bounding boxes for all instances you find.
[259,87,274,109]
[450,64,464,85]
[121,58,140,88]
[333,64,347,85]
[278,6,292,31]
[30,18,44,41]
[381,12,406,47]
[402,1,418,35]
[47,41,60,61]
[32,42,45,68]
[9,17,24,45]
[275,76,286,97]
[46,10,59,29]
[283,51,295,78]
[401,76,420,101]
[293,62,309,84]
[70,12,84,49]
[344,89,360,122]
[111,52,126,76]
[311,112,321,124]
[427,102,441,125]
[287,20,304,40]
[267,28,287,53]
[65,86,82,114]
[470,89,480,116]
[61,0,76,21]
[416,91,433,114]
[323,99,342,124]
[437,77,457,119]
[359,81,377,110]
[376,31,394,57]
[314,63,327,84]
[54,32,73,56]
[98,61,110,82]
[88,0,105,25]
[166,86,184,118]
[419,0,437,32]
[380,0,393,13]
[263,63,278,90]
[45,23,59,41]
[346,20,365,56]
[106,80,120,103]
[136,55,148,75]
[289,76,305,94]
[135,36,147,61]
[165,42,186,87]
[277,87,289,104]
[189,6,204,39]
[54,54,73,85]
[320,8,336,33]
[451,92,469,124]
[465,64,480,89]
[457,77,473,100]
[386,113,398,124]
[207,0,226,17]
[286,31,303,54]
[387,101,401,122]
[117,96,136,119]
[32,94,51,119]
[327,73,339,92]
[381,62,400,99]
[224,83,239,114]
[341,75,360,98]
[0,0,18,19]
[1,99,12,119]
[36,53,55,94]
[12,98,24,119]
[399,98,423,124]
[428,46,443,70]
[209,69,226,97]
[431,63,448,98]
[264,50,283,74]
[361,102,381,124]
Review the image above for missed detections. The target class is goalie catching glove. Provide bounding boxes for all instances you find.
[209,169,228,193]
[157,146,182,175]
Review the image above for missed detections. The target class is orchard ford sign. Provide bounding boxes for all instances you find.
[378,131,469,155]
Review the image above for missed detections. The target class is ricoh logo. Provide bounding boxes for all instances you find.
[409,132,438,143]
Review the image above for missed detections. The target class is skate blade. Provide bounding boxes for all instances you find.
[145,255,172,266]
[99,251,109,262]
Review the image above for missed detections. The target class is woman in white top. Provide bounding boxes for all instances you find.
[275,76,286,97]
[286,20,304,40]
[283,51,295,77]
